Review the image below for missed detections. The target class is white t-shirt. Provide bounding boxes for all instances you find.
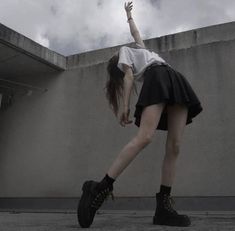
[117,45,167,82]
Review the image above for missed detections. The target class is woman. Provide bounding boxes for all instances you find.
[78,1,202,228]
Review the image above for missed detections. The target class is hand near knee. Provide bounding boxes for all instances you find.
[119,107,133,127]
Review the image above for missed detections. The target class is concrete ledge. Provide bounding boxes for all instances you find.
[67,21,235,69]
[0,23,66,70]
[0,197,235,212]
[147,20,235,52]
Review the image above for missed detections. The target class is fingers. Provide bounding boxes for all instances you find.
[124,1,133,11]
[119,113,125,127]
[125,119,133,125]
[120,119,132,127]
[128,2,133,10]
[120,113,125,127]
[119,112,133,127]
[125,1,132,7]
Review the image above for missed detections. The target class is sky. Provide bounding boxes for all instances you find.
[0,0,235,56]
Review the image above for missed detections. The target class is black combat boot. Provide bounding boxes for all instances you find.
[77,180,114,228]
[153,192,191,227]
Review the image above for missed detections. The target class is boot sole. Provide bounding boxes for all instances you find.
[153,215,191,227]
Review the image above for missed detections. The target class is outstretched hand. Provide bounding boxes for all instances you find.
[124,1,133,13]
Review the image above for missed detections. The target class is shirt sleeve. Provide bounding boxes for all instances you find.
[117,47,133,72]
[135,42,145,49]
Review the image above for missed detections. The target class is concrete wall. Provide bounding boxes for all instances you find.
[0,22,235,198]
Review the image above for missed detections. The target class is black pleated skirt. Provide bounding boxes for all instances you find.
[134,63,203,131]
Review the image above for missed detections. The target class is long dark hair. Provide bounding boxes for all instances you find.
[106,54,125,116]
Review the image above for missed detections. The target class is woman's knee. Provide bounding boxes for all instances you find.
[166,139,181,156]
[135,132,154,147]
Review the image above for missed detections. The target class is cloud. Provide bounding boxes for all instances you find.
[0,0,235,56]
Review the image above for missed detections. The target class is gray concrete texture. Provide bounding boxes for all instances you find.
[0,21,235,198]
[0,211,235,231]
[0,23,66,71]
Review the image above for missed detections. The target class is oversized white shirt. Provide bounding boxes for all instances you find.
[117,45,167,82]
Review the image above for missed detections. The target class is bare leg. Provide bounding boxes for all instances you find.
[107,103,165,179]
[161,104,188,186]
[154,104,191,227]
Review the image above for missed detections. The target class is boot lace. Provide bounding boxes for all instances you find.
[91,188,114,210]
[163,194,176,214]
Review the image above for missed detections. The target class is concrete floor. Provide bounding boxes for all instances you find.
[0,210,235,231]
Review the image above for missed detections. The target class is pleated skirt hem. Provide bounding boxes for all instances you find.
[134,64,203,131]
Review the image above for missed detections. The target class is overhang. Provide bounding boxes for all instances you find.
[0,23,66,78]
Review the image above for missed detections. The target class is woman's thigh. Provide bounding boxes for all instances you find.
[166,104,188,143]
[137,103,165,139]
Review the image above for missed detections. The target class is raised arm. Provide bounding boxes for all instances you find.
[124,1,145,48]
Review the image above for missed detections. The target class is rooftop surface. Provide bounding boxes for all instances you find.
[0,210,234,231]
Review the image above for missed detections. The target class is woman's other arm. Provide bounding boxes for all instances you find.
[120,64,134,127]
[125,1,145,48]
